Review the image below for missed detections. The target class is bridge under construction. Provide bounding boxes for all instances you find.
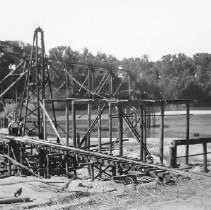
[0,27,208,185]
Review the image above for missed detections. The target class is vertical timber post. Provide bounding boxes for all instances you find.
[143,108,147,161]
[19,144,23,174]
[66,100,69,146]
[118,103,123,157]
[98,104,102,152]
[109,103,113,155]
[8,142,11,176]
[185,102,190,165]
[46,154,50,179]
[43,100,47,140]
[65,151,70,177]
[203,143,208,172]
[140,105,144,161]
[90,164,95,182]
[169,145,177,168]
[87,67,92,149]
[159,102,164,164]
[7,141,11,176]
[72,101,76,147]
[87,102,92,149]
[110,73,113,97]
[109,73,113,155]
[128,75,131,100]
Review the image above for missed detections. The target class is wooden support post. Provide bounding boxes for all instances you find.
[87,65,92,159]
[91,69,95,96]
[19,145,23,174]
[43,100,47,140]
[143,108,147,161]
[98,163,102,179]
[134,112,138,128]
[111,165,116,177]
[7,142,11,176]
[118,103,123,157]
[159,103,164,164]
[65,101,69,146]
[72,155,77,178]
[169,146,177,168]
[203,143,208,172]
[90,164,95,182]
[140,106,144,161]
[87,103,92,149]
[72,101,76,147]
[46,154,50,179]
[110,75,113,97]
[65,152,70,177]
[185,102,190,165]
[66,67,70,97]
[98,105,102,152]
[76,133,80,147]
[38,148,41,176]
[128,76,131,100]
[109,103,113,155]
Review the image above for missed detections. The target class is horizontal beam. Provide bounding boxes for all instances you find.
[43,98,195,106]
[172,138,211,146]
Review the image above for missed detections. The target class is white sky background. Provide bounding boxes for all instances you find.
[1,0,211,61]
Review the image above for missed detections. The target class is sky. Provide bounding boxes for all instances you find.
[1,0,211,61]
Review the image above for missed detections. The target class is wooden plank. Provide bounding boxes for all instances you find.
[0,197,30,204]
[172,138,211,146]
[2,153,40,178]
[39,102,64,144]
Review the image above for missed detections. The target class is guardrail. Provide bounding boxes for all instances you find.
[169,138,211,172]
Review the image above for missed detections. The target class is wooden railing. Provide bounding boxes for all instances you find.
[169,138,211,172]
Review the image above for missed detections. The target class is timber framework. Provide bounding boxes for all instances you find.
[0,27,209,185]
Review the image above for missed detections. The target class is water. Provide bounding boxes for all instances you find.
[47,107,211,139]
[149,111,211,139]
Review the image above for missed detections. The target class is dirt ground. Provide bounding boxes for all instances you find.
[0,172,211,210]
[0,128,211,209]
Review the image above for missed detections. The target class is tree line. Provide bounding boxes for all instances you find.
[1,40,211,104]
